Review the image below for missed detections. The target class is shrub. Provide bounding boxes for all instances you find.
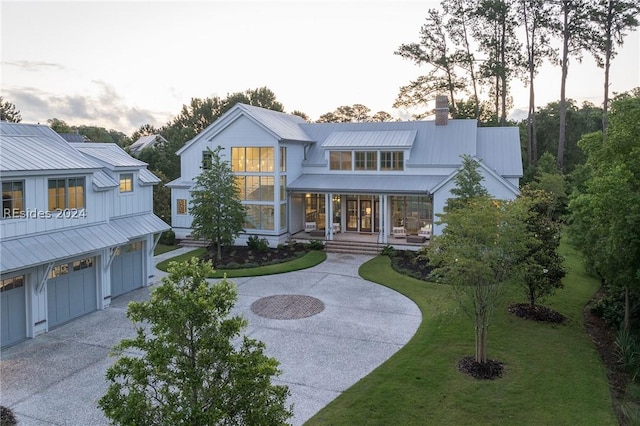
[247,235,270,252]
[159,230,176,245]
[380,245,396,257]
[0,406,17,426]
[306,239,324,251]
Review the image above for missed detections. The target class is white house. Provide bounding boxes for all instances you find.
[0,123,169,348]
[168,97,522,247]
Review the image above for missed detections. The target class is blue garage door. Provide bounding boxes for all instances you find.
[47,257,97,328]
[1,275,26,347]
[111,241,144,298]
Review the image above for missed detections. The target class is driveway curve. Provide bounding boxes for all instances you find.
[0,250,421,426]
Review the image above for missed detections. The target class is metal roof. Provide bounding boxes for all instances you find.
[129,134,167,153]
[476,127,524,176]
[288,174,447,194]
[138,168,161,185]
[92,170,118,189]
[0,123,102,172]
[0,223,129,273]
[321,130,417,149]
[165,178,194,188]
[110,213,170,239]
[237,104,313,142]
[71,143,148,168]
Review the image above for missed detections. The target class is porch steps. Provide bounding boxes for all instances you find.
[178,236,208,247]
[324,239,382,256]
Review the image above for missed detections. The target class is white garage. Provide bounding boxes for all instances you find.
[47,257,98,329]
[1,275,27,347]
[110,241,144,298]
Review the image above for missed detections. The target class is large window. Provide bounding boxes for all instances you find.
[390,195,433,233]
[232,147,274,172]
[305,194,326,229]
[48,177,85,210]
[119,173,133,193]
[381,151,404,171]
[280,147,287,172]
[355,151,377,170]
[244,204,274,230]
[329,151,352,170]
[2,181,24,219]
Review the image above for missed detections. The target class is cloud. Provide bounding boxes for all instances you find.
[3,84,167,134]
[2,60,64,71]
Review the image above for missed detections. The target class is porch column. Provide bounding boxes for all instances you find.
[382,195,389,244]
[325,193,332,240]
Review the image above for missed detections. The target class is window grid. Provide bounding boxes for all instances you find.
[177,199,187,215]
[119,174,133,193]
[48,178,85,210]
[2,181,24,219]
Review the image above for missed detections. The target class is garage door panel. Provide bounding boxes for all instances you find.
[1,275,26,347]
[111,242,144,298]
[48,258,96,329]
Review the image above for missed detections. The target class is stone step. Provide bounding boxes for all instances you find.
[325,241,382,255]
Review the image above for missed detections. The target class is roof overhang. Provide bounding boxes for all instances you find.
[110,213,170,240]
[287,174,447,195]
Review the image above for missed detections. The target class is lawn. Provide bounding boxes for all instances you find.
[156,248,327,278]
[306,241,616,425]
[153,244,179,256]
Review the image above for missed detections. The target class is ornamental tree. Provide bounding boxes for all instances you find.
[190,146,246,263]
[98,258,292,425]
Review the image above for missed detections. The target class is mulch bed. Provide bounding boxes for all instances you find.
[507,303,568,324]
[202,243,310,269]
[458,356,504,380]
[390,250,433,282]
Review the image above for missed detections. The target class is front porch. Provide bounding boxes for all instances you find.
[291,230,430,253]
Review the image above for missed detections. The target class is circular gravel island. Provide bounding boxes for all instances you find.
[251,294,325,320]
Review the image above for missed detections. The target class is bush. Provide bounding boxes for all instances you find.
[247,235,269,253]
[592,289,626,327]
[159,230,176,245]
[306,239,324,251]
[380,245,396,257]
[0,406,17,426]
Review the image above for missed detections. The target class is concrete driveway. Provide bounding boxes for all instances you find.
[0,250,421,425]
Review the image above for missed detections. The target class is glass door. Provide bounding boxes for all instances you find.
[346,199,358,231]
[360,200,372,232]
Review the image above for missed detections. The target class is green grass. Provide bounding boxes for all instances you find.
[156,249,326,278]
[306,241,616,426]
[153,244,179,256]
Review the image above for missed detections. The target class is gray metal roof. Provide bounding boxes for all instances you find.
[110,213,170,239]
[92,170,118,189]
[0,223,129,273]
[321,130,417,149]
[129,134,167,154]
[71,143,147,168]
[0,123,102,172]
[138,168,161,185]
[165,178,194,188]
[237,104,313,142]
[288,174,447,194]
[476,127,524,176]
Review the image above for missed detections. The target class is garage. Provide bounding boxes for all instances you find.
[1,275,27,347]
[47,257,97,328]
[110,241,144,298]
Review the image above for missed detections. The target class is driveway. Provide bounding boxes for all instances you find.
[0,250,421,425]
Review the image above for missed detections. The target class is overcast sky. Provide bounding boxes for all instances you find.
[2,0,639,135]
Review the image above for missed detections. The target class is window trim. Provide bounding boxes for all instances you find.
[48,177,85,211]
[119,173,134,193]
[2,180,25,219]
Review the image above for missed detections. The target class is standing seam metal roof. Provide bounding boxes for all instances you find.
[70,143,148,168]
[321,130,417,148]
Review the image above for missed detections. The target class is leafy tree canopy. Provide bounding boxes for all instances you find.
[0,96,21,122]
[99,258,292,425]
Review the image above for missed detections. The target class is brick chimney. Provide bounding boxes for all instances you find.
[434,95,449,126]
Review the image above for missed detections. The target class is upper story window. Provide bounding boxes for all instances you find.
[202,151,213,170]
[381,151,404,171]
[280,147,287,172]
[119,173,133,193]
[48,177,85,210]
[2,181,24,219]
[232,147,275,172]
[329,151,352,170]
[355,151,377,171]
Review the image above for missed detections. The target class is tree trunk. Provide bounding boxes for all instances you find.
[475,322,488,364]
[524,2,534,167]
[461,18,481,120]
[500,14,508,127]
[557,3,570,171]
[602,0,613,141]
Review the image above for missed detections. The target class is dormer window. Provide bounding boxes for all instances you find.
[381,151,404,171]
[119,173,133,193]
[329,151,352,170]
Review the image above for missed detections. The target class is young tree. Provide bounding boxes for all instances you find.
[98,258,292,425]
[190,146,246,263]
[445,154,489,212]
[518,186,566,307]
[428,195,527,364]
[0,97,21,122]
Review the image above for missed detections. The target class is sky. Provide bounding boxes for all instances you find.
[1,0,639,135]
